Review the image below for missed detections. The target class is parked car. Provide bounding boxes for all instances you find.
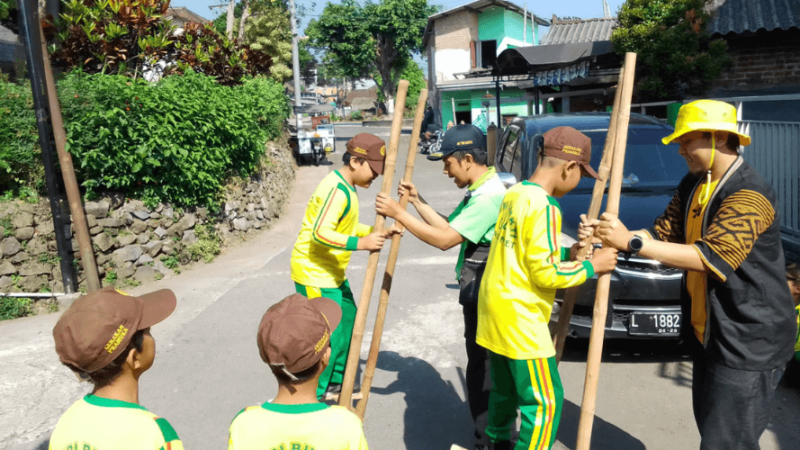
[494,113,687,339]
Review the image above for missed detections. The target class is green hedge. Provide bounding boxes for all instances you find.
[0,77,44,196]
[0,70,290,209]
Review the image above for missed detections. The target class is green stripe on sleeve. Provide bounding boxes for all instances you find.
[345,236,359,251]
[155,417,180,443]
[560,247,570,261]
[336,183,352,222]
[583,260,595,279]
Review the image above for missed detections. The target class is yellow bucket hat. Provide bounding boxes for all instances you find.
[661,100,751,146]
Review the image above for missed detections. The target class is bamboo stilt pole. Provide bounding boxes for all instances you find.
[339,80,410,408]
[575,52,637,450]
[355,88,429,419]
[37,21,101,292]
[553,64,627,363]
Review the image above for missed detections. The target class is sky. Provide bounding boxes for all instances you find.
[171,0,628,33]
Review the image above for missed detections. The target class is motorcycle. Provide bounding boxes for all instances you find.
[419,129,443,155]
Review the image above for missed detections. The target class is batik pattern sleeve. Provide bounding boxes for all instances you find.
[355,223,373,238]
[646,190,686,243]
[154,417,184,450]
[693,189,775,282]
[312,184,361,251]
[526,200,594,289]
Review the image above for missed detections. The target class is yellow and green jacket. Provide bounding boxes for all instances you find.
[228,402,367,450]
[795,304,800,361]
[477,181,594,360]
[48,395,184,450]
[291,171,373,288]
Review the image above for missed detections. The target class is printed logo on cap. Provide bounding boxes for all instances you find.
[104,325,129,353]
[380,146,386,156]
[562,145,582,156]
[353,147,368,156]
[457,140,474,146]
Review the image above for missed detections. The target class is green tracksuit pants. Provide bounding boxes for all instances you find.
[295,280,357,398]
[487,352,564,450]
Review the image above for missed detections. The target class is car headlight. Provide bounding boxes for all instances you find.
[560,232,577,248]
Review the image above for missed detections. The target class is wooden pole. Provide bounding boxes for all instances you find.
[486,124,498,166]
[552,64,627,363]
[38,22,102,293]
[575,52,637,450]
[355,87,429,419]
[339,80,410,408]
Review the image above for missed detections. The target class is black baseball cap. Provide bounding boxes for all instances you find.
[427,124,486,161]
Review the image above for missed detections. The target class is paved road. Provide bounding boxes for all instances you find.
[2,125,798,450]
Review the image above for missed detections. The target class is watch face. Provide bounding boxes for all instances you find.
[630,236,644,252]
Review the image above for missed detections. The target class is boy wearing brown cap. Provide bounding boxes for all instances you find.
[477,127,618,449]
[227,293,368,449]
[49,286,184,449]
[290,132,397,400]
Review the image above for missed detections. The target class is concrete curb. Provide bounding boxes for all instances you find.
[362,119,415,127]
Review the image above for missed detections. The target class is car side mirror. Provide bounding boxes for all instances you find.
[498,172,518,188]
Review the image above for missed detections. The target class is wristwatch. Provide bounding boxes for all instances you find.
[628,235,644,255]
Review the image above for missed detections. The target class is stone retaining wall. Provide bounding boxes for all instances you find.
[0,137,295,295]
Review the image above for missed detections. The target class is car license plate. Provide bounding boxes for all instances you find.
[628,312,681,336]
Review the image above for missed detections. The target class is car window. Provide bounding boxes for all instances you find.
[500,126,522,174]
[579,129,685,189]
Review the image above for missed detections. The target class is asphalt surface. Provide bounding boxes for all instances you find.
[2,124,799,450]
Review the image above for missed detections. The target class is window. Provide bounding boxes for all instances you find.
[499,125,522,177]
[480,40,497,69]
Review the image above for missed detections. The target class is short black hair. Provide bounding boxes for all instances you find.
[342,152,366,165]
[270,360,322,385]
[701,131,740,151]
[448,147,488,166]
[66,329,145,389]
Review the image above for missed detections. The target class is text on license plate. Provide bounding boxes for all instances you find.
[628,312,681,336]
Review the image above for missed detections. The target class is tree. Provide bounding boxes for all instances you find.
[375,59,426,109]
[243,1,293,82]
[612,0,731,101]
[298,40,317,86]
[306,0,437,108]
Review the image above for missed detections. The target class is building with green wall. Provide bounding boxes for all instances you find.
[422,0,549,130]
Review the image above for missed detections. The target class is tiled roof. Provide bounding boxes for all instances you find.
[165,7,210,25]
[707,0,800,36]
[540,16,617,45]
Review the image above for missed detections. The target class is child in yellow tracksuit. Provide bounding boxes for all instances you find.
[291,133,394,399]
[477,127,618,450]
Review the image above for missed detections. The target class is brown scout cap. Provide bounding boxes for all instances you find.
[53,286,176,373]
[542,126,601,180]
[346,133,387,175]
[257,293,342,380]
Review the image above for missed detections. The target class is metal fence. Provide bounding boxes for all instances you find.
[739,120,800,242]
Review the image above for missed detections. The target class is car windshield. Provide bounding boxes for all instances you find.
[577,128,685,190]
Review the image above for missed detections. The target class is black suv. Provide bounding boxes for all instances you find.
[494,113,686,339]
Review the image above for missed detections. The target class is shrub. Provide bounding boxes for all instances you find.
[57,70,289,209]
[0,297,32,321]
[0,76,45,193]
[350,110,363,121]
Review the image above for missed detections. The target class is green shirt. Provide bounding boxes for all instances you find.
[448,167,507,279]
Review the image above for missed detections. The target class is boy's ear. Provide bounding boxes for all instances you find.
[125,347,141,371]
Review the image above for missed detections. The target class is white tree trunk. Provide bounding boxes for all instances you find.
[226,0,235,40]
[238,1,250,41]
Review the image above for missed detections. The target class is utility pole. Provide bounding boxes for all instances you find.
[19,0,78,293]
[289,0,303,130]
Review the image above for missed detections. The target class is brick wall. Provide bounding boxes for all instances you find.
[714,28,800,92]
[434,11,479,50]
